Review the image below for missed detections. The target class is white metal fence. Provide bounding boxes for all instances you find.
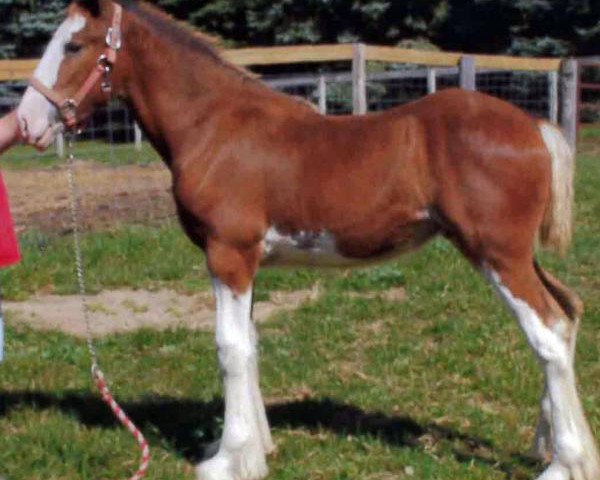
[265,66,557,121]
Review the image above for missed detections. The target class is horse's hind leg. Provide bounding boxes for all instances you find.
[484,260,600,480]
[532,383,553,463]
[530,264,585,464]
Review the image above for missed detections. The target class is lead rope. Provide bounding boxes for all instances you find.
[66,134,150,480]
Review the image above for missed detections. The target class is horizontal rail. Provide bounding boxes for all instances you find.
[265,67,463,89]
[580,103,600,111]
[578,60,600,68]
[0,59,39,81]
[365,46,461,67]
[472,53,560,72]
[581,83,600,91]
[1,43,563,82]
[365,46,560,71]
[224,44,354,66]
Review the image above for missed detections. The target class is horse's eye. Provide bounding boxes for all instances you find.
[64,42,83,55]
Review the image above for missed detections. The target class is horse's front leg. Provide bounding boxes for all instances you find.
[197,241,270,480]
[248,310,276,455]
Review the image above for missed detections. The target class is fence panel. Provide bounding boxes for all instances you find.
[477,70,551,119]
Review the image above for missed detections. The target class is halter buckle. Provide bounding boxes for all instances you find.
[105,27,122,51]
[101,78,112,94]
[98,54,113,73]
[60,98,79,130]
[61,98,77,114]
[97,55,113,93]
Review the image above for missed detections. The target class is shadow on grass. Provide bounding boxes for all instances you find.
[0,391,538,477]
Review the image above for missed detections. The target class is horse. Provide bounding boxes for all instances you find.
[15,1,599,479]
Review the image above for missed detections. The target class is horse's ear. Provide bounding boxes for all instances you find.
[75,0,101,17]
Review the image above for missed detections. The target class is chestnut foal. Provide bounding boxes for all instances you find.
[16,1,599,479]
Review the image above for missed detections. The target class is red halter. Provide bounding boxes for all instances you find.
[30,3,123,132]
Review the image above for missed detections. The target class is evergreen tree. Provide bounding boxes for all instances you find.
[436,0,599,56]
[0,0,67,59]
[0,0,596,59]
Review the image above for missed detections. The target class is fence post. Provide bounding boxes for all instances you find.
[560,59,579,152]
[134,121,143,151]
[548,70,559,123]
[55,132,65,158]
[459,56,476,91]
[352,43,367,114]
[427,67,437,94]
[318,75,327,114]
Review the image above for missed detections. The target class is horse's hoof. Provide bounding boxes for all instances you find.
[535,458,600,480]
[197,448,268,480]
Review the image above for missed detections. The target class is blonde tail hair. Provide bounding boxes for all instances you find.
[538,121,575,255]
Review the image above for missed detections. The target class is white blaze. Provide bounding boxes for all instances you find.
[17,14,86,143]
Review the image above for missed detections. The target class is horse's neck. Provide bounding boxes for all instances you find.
[121,20,243,165]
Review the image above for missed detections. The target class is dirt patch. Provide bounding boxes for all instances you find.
[4,288,317,337]
[3,161,174,234]
[4,287,406,337]
[345,287,407,302]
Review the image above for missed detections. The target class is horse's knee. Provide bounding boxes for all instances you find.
[218,342,254,377]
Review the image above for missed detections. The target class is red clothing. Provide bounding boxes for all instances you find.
[0,172,19,268]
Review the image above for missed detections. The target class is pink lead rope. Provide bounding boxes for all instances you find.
[93,366,151,479]
[66,137,151,479]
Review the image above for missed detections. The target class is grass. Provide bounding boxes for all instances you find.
[0,130,599,479]
[580,122,600,139]
[0,140,161,170]
[0,224,331,301]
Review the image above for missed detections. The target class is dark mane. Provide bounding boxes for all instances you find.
[115,0,255,79]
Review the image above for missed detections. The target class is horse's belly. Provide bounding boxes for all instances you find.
[260,224,435,268]
[261,228,356,267]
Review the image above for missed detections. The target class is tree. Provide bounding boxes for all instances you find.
[436,0,600,56]
[183,0,446,47]
[0,0,596,60]
[0,0,67,59]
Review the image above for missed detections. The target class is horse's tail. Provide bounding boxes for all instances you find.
[538,121,575,256]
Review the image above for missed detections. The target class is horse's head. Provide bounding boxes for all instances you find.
[18,0,124,149]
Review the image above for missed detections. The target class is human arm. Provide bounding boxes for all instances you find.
[0,110,21,155]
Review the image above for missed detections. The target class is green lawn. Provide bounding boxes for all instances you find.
[0,133,599,479]
[0,140,160,169]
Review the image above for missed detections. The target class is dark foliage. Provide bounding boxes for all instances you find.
[0,0,597,60]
